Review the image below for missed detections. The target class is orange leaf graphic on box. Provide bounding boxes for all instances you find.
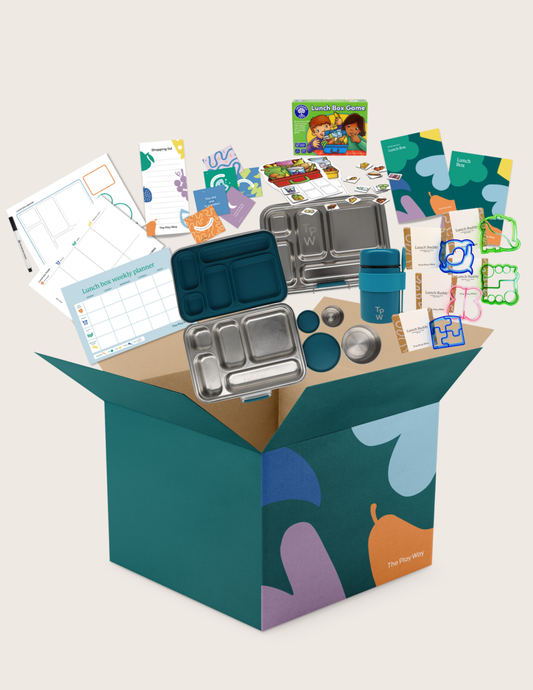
[368,503,433,586]
[185,205,225,244]
[428,192,456,215]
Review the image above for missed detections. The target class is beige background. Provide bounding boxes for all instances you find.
[1,1,531,688]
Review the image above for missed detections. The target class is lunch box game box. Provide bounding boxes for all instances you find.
[171,231,307,403]
[260,194,390,293]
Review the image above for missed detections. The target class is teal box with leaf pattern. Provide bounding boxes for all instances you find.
[40,297,490,630]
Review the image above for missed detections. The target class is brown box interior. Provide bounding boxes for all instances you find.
[100,297,492,451]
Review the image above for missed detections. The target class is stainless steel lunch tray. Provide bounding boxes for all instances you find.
[183,303,307,403]
[260,194,390,293]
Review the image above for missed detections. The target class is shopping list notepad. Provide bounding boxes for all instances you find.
[62,248,187,363]
[140,139,189,236]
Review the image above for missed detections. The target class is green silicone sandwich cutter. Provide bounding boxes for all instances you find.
[480,214,520,254]
[481,263,520,305]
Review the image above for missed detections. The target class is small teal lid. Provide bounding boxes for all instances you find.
[360,248,400,268]
[297,310,320,334]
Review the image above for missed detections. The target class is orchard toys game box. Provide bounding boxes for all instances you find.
[292,100,368,157]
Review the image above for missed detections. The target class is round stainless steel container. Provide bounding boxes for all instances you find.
[341,325,382,364]
[321,305,344,328]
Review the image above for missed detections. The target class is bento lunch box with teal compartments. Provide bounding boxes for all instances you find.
[260,195,390,293]
[171,231,307,403]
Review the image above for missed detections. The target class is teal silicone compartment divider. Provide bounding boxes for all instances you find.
[172,231,288,322]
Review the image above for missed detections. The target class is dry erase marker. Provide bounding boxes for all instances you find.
[9,216,32,272]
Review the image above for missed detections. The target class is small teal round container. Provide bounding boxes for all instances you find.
[359,248,406,324]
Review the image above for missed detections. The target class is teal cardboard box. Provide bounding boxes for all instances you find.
[292,99,368,156]
[41,298,490,630]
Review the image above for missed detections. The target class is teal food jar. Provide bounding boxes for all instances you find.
[359,248,406,324]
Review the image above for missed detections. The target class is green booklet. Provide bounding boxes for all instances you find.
[381,129,457,223]
[448,151,512,237]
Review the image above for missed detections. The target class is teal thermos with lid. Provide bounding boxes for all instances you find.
[359,248,406,324]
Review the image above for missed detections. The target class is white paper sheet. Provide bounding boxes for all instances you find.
[30,197,161,316]
[6,154,144,267]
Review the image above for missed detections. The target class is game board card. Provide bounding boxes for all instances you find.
[388,173,402,180]
[324,203,340,211]
[366,171,383,180]
[352,185,370,193]
[260,157,346,204]
[344,176,360,184]
[347,196,361,205]
[374,197,389,205]
[372,166,387,174]
[373,183,391,193]
[357,162,373,170]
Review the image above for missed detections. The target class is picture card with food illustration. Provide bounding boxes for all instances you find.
[291,100,368,156]
[260,157,347,204]
[140,139,189,236]
[381,129,456,223]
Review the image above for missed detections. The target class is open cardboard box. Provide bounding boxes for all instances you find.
[41,297,492,630]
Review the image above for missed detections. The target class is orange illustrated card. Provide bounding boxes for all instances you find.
[184,205,225,244]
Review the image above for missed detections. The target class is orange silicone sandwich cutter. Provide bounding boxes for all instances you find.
[439,238,475,275]
[480,214,520,253]
[171,230,307,404]
[447,285,482,322]
[480,263,520,306]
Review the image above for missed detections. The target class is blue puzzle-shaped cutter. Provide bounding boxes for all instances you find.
[430,315,465,349]
[439,239,475,275]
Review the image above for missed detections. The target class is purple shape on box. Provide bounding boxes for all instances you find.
[397,195,426,223]
[220,187,255,228]
[261,522,345,630]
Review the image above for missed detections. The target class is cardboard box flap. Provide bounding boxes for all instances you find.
[265,348,482,451]
[37,354,255,451]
